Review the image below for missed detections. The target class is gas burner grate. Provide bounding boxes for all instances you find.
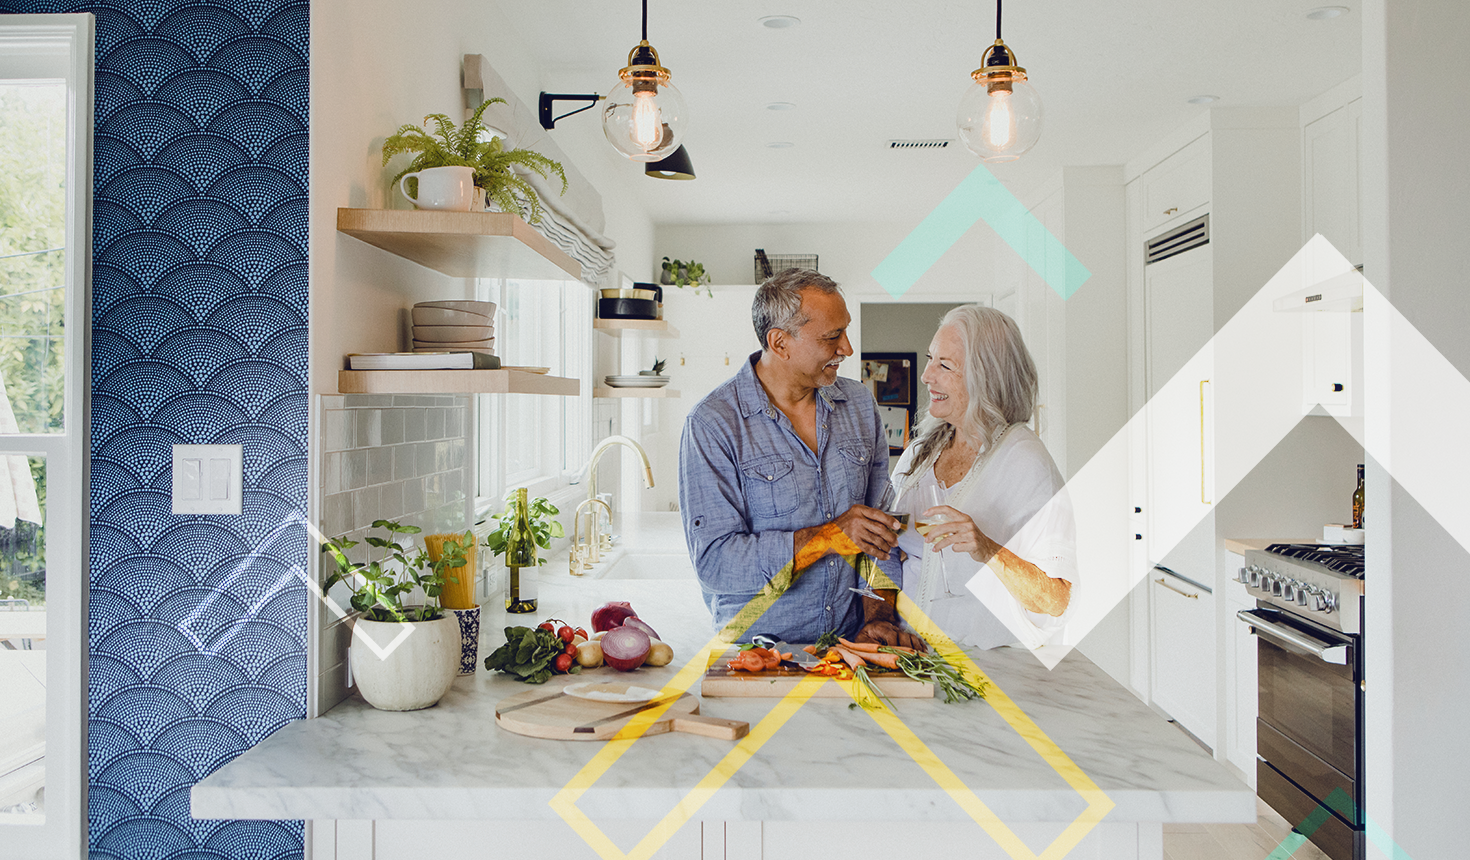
[1265,543,1365,577]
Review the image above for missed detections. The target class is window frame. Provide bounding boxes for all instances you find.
[0,13,93,860]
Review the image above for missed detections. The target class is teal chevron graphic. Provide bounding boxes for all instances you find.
[871,163,1091,299]
[1264,787,1414,860]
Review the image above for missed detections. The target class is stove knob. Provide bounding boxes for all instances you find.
[1296,584,1314,607]
[1269,577,1284,597]
[1236,567,1250,585]
[1248,566,1263,587]
[1282,580,1297,602]
[1321,592,1337,612]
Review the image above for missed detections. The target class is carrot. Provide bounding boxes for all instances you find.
[837,637,882,653]
[860,650,902,671]
[781,652,793,661]
[802,645,818,656]
[833,645,868,669]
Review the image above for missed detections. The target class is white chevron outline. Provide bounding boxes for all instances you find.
[970,235,1466,668]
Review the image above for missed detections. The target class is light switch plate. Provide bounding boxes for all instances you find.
[172,444,243,515]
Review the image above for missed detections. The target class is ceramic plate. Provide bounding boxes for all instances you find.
[563,682,668,704]
[416,300,497,316]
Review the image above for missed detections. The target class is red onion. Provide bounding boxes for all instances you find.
[600,625,651,672]
[621,616,660,642]
[591,601,638,633]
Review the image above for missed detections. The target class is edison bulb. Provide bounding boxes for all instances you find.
[957,75,1043,162]
[602,74,688,162]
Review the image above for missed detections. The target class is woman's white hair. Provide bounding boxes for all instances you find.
[900,304,1039,478]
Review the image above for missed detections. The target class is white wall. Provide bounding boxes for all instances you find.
[1362,1,1470,857]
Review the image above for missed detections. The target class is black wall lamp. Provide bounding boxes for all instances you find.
[644,144,695,180]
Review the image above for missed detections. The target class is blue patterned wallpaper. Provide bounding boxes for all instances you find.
[0,1,310,858]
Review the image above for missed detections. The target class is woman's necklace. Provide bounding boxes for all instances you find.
[934,425,1008,488]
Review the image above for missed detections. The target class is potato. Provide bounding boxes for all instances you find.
[575,640,603,669]
[644,639,673,667]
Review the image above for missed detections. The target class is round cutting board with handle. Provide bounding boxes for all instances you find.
[495,686,749,741]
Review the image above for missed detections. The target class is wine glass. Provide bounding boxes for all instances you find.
[877,483,909,535]
[915,484,959,596]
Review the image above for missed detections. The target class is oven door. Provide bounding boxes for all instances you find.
[1237,606,1358,778]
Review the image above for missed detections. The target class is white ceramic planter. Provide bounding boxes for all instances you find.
[349,614,459,711]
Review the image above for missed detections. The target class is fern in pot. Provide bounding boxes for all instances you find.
[322,520,460,711]
[382,97,568,222]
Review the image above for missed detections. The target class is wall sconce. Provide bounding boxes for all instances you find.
[644,145,695,180]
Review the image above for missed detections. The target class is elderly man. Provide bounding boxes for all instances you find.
[679,269,922,648]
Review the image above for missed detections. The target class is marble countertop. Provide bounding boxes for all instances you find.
[1223,537,1315,555]
[193,528,1253,824]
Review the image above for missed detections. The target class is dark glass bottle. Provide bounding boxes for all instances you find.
[1351,464,1365,529]
[504,487,538,613]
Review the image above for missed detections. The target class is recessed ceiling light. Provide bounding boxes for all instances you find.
[765,101,797,111]
[1306,6,1349,19]
[765,141,794,149]
[1187,94,1220,105]
[769,209,791,216]
[759,15,800,29]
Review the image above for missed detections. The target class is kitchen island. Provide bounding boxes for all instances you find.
[194,557,1252,859]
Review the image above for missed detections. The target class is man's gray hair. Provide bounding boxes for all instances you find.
[751,268,842,351]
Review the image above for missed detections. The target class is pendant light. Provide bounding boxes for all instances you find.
[645,144,696,180]
[602,0,688,162]
[956,0,1043,162]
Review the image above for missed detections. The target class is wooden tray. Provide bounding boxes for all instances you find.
[495,687,748,741]
[701,653,934,699]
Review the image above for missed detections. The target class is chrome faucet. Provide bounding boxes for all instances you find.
[569,435,655,566]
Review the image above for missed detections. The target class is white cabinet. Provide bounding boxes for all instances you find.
[1149,568,1216,746]
[1140,134,1211,233]
[1303,98,1362,267]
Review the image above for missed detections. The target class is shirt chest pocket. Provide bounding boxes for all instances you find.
[837,444,873,504]
[740,455,798,519]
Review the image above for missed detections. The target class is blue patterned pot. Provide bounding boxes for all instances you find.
[450,606,482,675]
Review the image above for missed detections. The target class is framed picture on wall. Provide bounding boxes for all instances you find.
[860,353,915,406]
[877,406,912,454]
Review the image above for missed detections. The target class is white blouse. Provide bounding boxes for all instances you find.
[891,424,1077,651]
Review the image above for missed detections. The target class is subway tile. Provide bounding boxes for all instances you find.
[321,616,354,668]
[434,441,451,473]
[393,444,415,481]
[324,493,352,538]
[367,446,393,485]
[404,408,427,443]
[443,408,461,439]
[380,409,405,445]
[323,452,341,496]
[401,477,425,515]
[353,485,381,531]
[323,410,350,452]
[445,470,464,502]
[377,481,403,520]
[345,394,392,408]
[317,659,351,716]
[424,473,443,509]
[416,441,436,476]
[342,450,367,490]
[425,408,445,440]
[449,438,465,466]
[320,395,345,410]
[356,409,382,448]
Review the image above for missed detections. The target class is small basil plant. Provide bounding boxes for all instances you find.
[321,520,447,623]
[482,490,564,565]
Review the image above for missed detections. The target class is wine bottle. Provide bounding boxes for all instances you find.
[1351,464,1365,530]
[504,487,538,613]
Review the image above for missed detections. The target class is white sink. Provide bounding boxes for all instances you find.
[587,553,695,580]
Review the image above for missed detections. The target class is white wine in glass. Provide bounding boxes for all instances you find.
[914,483,949,537]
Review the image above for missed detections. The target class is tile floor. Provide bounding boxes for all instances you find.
[1162,798,1331,860]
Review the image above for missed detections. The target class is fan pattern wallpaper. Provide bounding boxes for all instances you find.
[0,1,311,858]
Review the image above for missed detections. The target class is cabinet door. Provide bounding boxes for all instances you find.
[1141,134,1211,233]
[1303,100,1362,266]
[1150,569,1217,746]
[1144,245,1214,566]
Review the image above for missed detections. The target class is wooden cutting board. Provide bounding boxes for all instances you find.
[495,687,749,741]
[701,657,935,699]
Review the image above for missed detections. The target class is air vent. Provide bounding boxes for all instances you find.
[887,139,952,150]
[1145,214,1210,264]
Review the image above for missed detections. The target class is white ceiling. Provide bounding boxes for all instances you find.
[500,0,1361,226]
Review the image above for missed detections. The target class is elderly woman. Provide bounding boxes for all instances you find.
[890,304,1075,651]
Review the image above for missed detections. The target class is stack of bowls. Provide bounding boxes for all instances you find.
[412,301,496,354]
[598,287,658,320]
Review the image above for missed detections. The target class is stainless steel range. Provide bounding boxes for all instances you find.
[1236,543,1365,860]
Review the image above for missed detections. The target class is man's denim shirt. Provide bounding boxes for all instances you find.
[678,352,902,643]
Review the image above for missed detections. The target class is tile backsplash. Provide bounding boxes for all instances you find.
[315,394,474,713]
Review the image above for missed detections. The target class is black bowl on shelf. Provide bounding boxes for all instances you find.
[598,297,658,320]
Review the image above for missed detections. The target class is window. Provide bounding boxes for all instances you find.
[0,14,92,860]
[473,277,592,514]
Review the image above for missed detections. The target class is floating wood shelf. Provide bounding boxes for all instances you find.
[592,387,680,399]
[337,208,582,281]
[593,318,680,338]
[338,369,580,396]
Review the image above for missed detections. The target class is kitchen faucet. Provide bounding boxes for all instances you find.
[569,435,654,566]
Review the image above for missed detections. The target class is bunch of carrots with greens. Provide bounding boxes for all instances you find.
[801,635,989,709]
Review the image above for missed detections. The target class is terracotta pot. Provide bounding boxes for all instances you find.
[349,614,458,711]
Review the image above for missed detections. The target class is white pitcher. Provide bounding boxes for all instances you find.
[399,165,477,211]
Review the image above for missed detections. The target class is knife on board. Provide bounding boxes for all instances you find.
[751,634,819,669]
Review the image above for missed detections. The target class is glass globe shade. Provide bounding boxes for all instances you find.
[601,74,688,162]
[956,76,1043,162]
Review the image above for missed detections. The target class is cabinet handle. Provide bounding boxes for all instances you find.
[1156,577,1199,599]
[1135,533,1143,541]
[1164,207,1179,216]
[1134,506,1142,514]
[1332,383,1343,392]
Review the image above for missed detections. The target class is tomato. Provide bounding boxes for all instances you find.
[554,653,574,673]
[573,626,588,641]
[557,625,574,643]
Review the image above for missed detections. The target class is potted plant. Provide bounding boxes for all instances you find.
[660,257,713,297]
[382,97,568,223]
[483,488,564,613]
[322,520,460,711]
